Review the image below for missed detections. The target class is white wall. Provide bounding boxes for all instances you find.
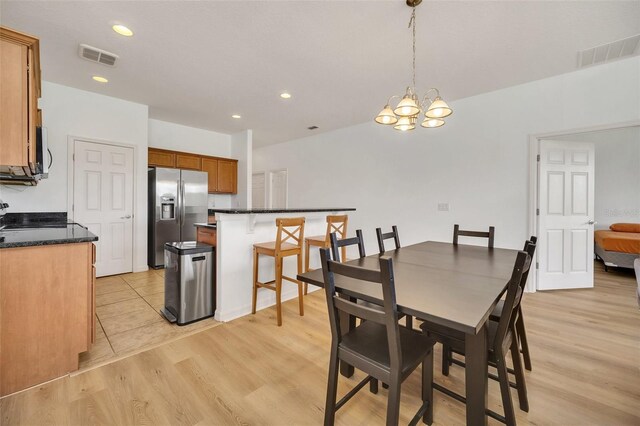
[230,130,253,209]
[0,81,150,272]
[148,118,233,209]
[554,126,640,229]
[254,57,640,251]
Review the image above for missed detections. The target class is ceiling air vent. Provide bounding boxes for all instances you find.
[578,34,640,68]
[78,44,119,67]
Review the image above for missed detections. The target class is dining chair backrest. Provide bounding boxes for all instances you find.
[453,224,495,248]
[376,226,401,254]
[320,248,402,372]
[492,250,532,351]
[275,217,305,252]
[324,215,348,244]
[330,229,365,263]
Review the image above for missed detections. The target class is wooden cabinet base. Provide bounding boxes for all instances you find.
[0,243,94,396]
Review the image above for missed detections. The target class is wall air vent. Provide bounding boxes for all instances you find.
[578,34,640,68]
[78,44,119,67]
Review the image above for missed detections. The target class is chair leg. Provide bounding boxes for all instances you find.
[251,249,259,314]
[324,345,340,426]
[406,315,413,330]
[369,378,379,394]
[304,240,311,294]
[422,350,434,425]
[297,253,304,316]
[441,344,450,376]
[275,256,283,326]
[516,309,532,371]
[496,353,517,426]
[386,373,402,426]
[510,335,529,412]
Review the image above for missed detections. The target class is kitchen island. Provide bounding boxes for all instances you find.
[210,208,355,322]
[0,213,98,396]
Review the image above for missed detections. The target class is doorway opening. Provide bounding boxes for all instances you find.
[529,122,640,291]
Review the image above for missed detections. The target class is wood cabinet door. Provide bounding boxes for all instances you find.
[201,158,218,193]
[217,160,237,194]
[148,149,176,168]
[197,227,217,246]
[0,39,28,167]
[176,153,201,170]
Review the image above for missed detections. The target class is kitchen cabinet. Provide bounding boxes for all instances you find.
[196,226,217,246]
[148,148,238,194]
[0,27,41,171]
[217,160,237,194]
[148,148,176,168]
[0,242,95,396]
[176,152,201,170]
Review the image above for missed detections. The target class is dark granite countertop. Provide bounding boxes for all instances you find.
[209,208,356,215]
[0,222,98,249]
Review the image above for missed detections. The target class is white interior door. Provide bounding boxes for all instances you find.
[538,140,595,290]
[252,172,266,209]
[269,170,288,209]
[73,140,134,277]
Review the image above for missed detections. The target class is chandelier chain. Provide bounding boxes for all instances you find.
[409,7,416,91]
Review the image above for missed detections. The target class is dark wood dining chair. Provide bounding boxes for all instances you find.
[490,236,537,371]
[329,229,365,262]
[375,226,413,331]
[320,248,436,426]
[376,225,401,253]
[421,249,532,426]
[453,224,495,248]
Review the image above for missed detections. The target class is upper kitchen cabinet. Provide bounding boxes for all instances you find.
[217,159,237,194]
[175,152,201,170]
[148,147,237,194]
[0,27,41,171]
[148,148,176,168]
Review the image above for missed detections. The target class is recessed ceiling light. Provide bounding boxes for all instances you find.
[112,24,133,37]
[280,92,292,99]
[92,76,108,83]
[231,114,241,119]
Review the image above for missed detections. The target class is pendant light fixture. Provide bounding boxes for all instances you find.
[374,0,453,131]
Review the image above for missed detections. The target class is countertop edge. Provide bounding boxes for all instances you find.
[0,236,99,249]
[209,208,356,215]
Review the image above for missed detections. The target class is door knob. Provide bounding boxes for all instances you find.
[587,220,596,225]
[121,215,132,219]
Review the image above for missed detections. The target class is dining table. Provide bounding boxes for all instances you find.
[297,240,520,426]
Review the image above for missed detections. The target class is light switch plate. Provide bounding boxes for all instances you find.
[437,203,449,212]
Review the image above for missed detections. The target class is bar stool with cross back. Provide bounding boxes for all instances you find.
[303,215,348,295]
[252,217,305,326]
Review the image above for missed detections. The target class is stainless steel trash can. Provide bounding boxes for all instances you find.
[162,241,215,325]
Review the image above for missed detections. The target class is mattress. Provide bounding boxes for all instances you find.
[594,230,640,254]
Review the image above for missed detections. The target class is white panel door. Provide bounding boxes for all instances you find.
[538,140,595,290]
[73,140,134,277]
[252,172,266,209]
[269,170,288,209]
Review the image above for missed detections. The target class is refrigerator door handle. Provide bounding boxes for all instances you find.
[180,179,187,227]
[176,179,181,226]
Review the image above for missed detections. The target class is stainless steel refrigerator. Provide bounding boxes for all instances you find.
[148,167,208,268]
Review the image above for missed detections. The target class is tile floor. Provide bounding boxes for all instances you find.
[79,268,220,370]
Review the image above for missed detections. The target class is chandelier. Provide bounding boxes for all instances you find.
[374,0,453,131]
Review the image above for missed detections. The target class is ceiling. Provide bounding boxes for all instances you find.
[2,1,639,147]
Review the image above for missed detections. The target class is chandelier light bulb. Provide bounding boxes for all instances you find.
[421,117,445,128]
[375,105,399,125]
[394,116,416,132]
[393,95,420,117]
[425,97,453,119]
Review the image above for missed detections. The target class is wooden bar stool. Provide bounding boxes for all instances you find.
[252,217,305,326]
[303,214,348,294]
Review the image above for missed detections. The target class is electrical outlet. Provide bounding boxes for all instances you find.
[437,203,449,212]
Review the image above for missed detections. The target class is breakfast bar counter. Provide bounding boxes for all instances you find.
[211,208,355,322]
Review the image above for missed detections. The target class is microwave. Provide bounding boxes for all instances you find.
[0,126,48,184]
